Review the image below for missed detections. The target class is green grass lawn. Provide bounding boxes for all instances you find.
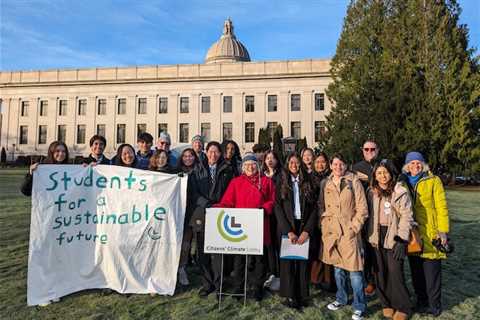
[1,168,479,320]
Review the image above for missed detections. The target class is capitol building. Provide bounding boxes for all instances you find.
[0,19,332,158]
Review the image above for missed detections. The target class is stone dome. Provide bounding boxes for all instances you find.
[205,19,251,64]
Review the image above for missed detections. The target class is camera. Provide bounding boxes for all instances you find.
[431,238,454,254]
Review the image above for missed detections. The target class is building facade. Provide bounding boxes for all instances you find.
[0,19,332,158]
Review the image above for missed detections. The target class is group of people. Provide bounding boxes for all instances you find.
[21,133,450,320]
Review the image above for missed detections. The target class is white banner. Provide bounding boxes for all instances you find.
[27,165,188,306]
[204,208,263,255]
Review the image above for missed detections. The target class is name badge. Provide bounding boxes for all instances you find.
[384,201,391,215]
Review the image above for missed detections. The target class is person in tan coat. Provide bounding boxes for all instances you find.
[319,153,368,320]
[367,159,413,320]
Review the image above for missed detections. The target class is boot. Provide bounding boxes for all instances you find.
[382,308,394,318]
[392,311,408,320]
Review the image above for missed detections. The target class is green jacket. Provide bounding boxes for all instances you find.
[403,172,450,260]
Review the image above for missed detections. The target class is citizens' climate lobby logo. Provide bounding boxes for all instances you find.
[216,210,248,242]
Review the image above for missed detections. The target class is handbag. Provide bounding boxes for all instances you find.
[391,201,423,254]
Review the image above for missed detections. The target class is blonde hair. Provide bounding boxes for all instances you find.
[402,161,430,174]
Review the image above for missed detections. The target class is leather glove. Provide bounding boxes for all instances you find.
[392,241,407,261]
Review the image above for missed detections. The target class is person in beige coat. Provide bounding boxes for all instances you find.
[318,153,368,320]
[367,159,413,320]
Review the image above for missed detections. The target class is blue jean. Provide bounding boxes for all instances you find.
[334,267,366,312]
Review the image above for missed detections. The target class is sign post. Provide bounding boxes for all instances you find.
[204,208,263,308]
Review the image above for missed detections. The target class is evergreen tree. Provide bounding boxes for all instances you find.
[273,124,284,162]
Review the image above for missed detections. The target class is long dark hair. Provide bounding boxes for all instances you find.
[262,150,282,175]
[115,144,137,167]
[177,147,199,173]
[221,140,241,163]
[280,152,313,201]
[44,141,69,164]
[371,159,398,197]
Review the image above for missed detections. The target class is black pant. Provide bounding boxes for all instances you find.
[195,231,222,290]
[232,252,266,290]
[408,255,442,312]
[279,219,310,301]
[374,226,412,314]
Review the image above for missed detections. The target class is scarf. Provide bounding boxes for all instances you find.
[407,174,421,187]
[243,173,261,190]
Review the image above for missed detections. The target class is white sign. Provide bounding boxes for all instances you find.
[204,208,263,255]
[280,236,310,260]
[27,165,188,306]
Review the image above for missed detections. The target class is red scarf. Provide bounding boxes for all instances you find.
[243,173,261,189]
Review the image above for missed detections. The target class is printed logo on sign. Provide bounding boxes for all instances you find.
[216,210,248,242]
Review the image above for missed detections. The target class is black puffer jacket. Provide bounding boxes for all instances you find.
[189,160,234,232]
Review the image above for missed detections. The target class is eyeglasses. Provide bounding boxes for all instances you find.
[158,141,170,146]
[363,148,376,152]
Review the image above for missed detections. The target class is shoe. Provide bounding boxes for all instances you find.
[364,283,376,297]
[178,266,190,286]
[282,298,299,309]
[263,274,275,288]
[352,310,364,320]
[327,300,344,311]
[383,308,395,318]
[199,286,215,297]
[253,287,263,302]
[298,298,310,308]
[270,277,280,291]
[392,311,408,320]
[38,301,51,307]
[413,301,429,314]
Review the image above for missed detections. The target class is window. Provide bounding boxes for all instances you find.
[291,121,301,139]
[78,99,87,116]
[39,100,48,116]
[267,95,277,112]
[97,124,106,137]
[59,100,67,116]
[159,97,168,114]
[117,98,126,115]
[77,125,86,144]
[315,121,326,142]
[291,94,301,111]
[223,123,232,140]
[57,125,67,142]
[137,123,147,137]
[21,101,29,117]
[267,122,278,140]
[179,123,189,143]
[138,98,147,114]
[116,124,126,144]
[315,93,325,111]
[245,95,254,112]
[201,96,210,113]
[201,123,211,142]
[38,125,47,144]
[19,126,28,144]
[180,97,189,113]
[158,123,168,137]
[245,122,255,143]
[223,96,232,113]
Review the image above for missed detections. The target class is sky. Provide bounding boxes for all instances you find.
[1,0,479,71]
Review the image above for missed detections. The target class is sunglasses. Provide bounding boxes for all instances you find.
[363,148,376,152]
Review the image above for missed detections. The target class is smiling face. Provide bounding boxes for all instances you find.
[90,139,105,156]
[206,145,221,165]
[362,141,378,162]
[314,155,328,173]
[264,152,278,171]
[121,146,135,166]
[330,157,347,177]
[53,145,67,162]
[243,160,258,177]
[192,140,203,154]
[288,156,301,176]
[375,166,392,188]
[156,152,168,168]
[182,150,195,167]
[138,140,152,153]
[302,150,314,166]
[408,160,423,177]
[156,138,170,152]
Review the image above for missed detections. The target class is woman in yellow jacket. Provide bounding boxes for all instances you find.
[399,152,449,318]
